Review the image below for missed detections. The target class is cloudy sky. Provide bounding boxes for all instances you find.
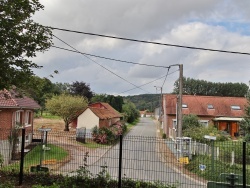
[32,0,250,96]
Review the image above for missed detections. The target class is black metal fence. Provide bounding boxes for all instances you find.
[0,128,250,187]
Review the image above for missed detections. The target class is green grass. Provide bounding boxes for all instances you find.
[2,144,68,172]
[77,141,104,149]
[35,112,62,119]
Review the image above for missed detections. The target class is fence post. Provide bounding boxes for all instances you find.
[19,128,25,186]
[243,141,246,188]
[118,134,123,188]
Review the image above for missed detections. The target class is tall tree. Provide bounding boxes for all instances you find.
[240,93,250,139]
[22,76,55,115]
[91,94,124,112]
[46,94,88,131]
[0,0,52,89]
[173,77,248,97]
[69,81,93,101]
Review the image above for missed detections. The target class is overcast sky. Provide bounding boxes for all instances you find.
[32,0,250,96]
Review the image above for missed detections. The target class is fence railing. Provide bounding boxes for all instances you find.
[0,128,249,187]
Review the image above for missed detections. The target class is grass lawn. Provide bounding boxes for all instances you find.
[2,144,68,172]
[40,112,62,119]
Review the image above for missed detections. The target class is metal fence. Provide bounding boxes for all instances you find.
[0,128,249,187]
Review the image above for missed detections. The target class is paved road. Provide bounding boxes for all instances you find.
[88,117,206,187]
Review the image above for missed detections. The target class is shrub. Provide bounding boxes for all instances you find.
[183,125,230,143]
[92,124,125,144]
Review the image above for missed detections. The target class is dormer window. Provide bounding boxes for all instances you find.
[231,105,241,110]
[182,104,188,108]
[207,104,214,109]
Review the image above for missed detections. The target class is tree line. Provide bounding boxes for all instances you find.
[173,77,248,97]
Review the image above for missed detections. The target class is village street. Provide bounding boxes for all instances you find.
[87,117,206,188]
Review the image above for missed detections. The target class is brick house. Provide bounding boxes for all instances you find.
[162,94,247,139]
[0,89,40,164]
[72,102,122,133]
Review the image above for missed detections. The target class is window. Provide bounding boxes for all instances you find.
[15,110,23,126]
[207,104,214,109]
[182,104,188,108]
[25,111,32,126]
[199,120,209,127]
[172,119,177,129]
[199,120,208,127]
[231,105,241,110]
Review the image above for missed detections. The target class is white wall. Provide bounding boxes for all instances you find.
[77,108,99,130]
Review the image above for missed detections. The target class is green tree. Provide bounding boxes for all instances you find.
[91,94,124,112]
[69,81,93,101]
[182,114,202,131]
[46,94,88,131]
[240,93,250,139]
[122,101,140,123]
[22,76,55,115]
[173,77,248,97]
[0,0,52,89]
[53,82,70,95]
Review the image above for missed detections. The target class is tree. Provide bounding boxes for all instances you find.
[240,93,250,139]
[173,77,248,97]
[46,94,88,131]
[122,101,140,123]
[69,81,93,101]
[0,0,52,89]
[91,94,124,112]
[182,114,202,131]
[22,76,55,115]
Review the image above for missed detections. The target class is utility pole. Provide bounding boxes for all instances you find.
[177,64,183,137]
[154,86,162,121]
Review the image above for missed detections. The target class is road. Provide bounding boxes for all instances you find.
[88,117,206,187]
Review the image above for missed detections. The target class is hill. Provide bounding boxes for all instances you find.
[123,94,160,112]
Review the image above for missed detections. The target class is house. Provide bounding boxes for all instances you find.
[140,110,154,118]
[0,88,40,164]
[74,102,122,133]
[162,94,247,139]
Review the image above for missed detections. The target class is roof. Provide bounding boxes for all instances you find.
[0,89,40,109]
[164,94,247,117]
[89,102,122,118]
[89,107,121,119]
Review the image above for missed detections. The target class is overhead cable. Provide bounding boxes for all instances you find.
[52,45,170,68]
[52,34,152,94]
[49,26,250,56]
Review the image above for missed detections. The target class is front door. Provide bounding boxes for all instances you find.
[231,122,238,137]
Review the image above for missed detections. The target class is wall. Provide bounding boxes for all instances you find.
[77,108,99,130]
[0,109,15,131]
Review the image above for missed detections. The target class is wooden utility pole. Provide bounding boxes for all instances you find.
[177,64,183,137]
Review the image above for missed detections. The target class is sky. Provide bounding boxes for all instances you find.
[32,0,250,96]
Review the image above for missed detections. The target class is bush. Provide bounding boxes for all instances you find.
[92,124,125,144]
[183,125,230,143]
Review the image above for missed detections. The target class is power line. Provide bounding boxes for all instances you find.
[119,69,179,94]
[52,34,152,94]
[49,26,250,56]
[161,67,171,89]
[52,45,170,69]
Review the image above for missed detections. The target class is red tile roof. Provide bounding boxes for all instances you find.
[89,102,122,118]
[0,89,40,109]
[89,107,120,119]
[164,94,247,117]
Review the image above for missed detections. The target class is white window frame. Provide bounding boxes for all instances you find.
[199,120,209,127]
[25,111,32,127]
[15,110,23,126]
